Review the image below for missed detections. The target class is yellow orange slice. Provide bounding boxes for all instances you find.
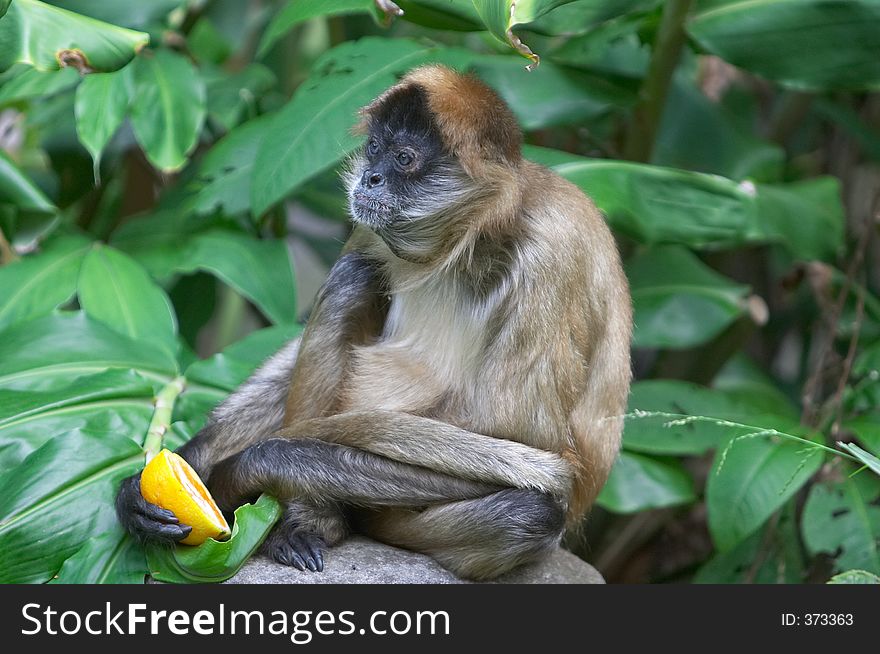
[140,449,231,546]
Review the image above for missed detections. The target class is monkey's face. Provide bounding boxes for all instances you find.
[346,86,471,239]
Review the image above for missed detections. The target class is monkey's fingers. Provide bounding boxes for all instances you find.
[131,513,193,543]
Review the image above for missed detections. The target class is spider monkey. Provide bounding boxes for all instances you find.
[116,65,632,580]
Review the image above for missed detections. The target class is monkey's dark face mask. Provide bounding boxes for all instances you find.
[346,86,470,236]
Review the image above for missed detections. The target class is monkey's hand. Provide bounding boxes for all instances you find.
[115,472,193,544]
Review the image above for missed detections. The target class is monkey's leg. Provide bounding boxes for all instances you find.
[208,437,500,572]
[356,489,566,580]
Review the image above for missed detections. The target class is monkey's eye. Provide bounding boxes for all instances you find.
[367,139,380,156]
[396,150,414,167]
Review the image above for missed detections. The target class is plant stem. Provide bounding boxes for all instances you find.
[213,285,247,353]
[143,376,187,461]
[623,0,694,162]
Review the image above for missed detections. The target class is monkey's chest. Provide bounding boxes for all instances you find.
[340,291,487,415]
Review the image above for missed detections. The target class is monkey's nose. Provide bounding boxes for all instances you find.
[362,171,385,189]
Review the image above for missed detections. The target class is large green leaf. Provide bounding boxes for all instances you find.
[0,430,143,583]
[77,244,178,354]
[623,380,784,455]
[525,146,844,259]
[688,0,880,91]
[114,221,298,325]
[186,323,303,392]
[251,38,471,216]
[802,475,880,575]
[258,0,387,58]
[0,312,179,391]
[0,234,91,333]
[707,431,824,551]
[204,64,275,131]
[596,451,695,513]
[0,149,56,215]
[627,246,750,349]
[129,49,206,172]
[42,0,182,31]
[74,68,130,179]
[694,502,803,583]
[396,0,481,31]
[473,56,629,131]
[0,65,80,106]
[652,79,783,181]
[147,494,283,583]
[0,0,148,73]
[471,0,577,66]
[51,528,147,584]
[182,115,272,217]
[0,368,155,471]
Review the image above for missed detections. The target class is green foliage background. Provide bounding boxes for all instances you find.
[0,0,878,584]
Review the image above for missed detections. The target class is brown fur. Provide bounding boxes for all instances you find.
[304,66,632,524]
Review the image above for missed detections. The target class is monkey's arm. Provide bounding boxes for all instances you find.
[280,411,572,499]
[282,250,387,426]
[115,337,301,543]
[115,250,386,544]
[208,410,572,512]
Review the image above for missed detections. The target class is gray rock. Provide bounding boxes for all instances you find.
[224,536,604,584]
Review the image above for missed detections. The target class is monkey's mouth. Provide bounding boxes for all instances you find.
[351,192,395,226]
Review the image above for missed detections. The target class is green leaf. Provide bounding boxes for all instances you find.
[0,0,149,73]
[42,0,182,31]
[0,430,143,583]
[828,570,880,584]
[845,416,880,457]
[396,1,481,31]
[624,380,770,455]
[837,443,880,478]
[0,312,180,391]
[652,79,783,181]
[186,323,303,392]
[0,368,155,471]
[0,149,56,215]
[708,431,824,551]
[694,502,803,583]
[50,527,147,584]
[525,0,657,36]
[251,38,472,216]
[129,49,206,172]
[146,494,283,583]
[74,68,130,179]
[258,0,381,58]
[525,146,844,259]
[472,56,626,131]
[183,114,271,216]
[0,234,91,332]
[77,244,178,354]
[596,451,695,513]
[0,65,80,106]
[802,476,880,575]
[115,222,298,325]
[471,0,577,66]
[627,246,750,349]
[752,177,845,262]
[688,0,880,91]
[204,64,275,131]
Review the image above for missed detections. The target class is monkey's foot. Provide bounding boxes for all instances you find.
[262,527,327,572]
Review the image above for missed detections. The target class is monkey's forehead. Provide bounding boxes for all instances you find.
[361,84,439,138]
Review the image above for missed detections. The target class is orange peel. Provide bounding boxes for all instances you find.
[140,449,231,546]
